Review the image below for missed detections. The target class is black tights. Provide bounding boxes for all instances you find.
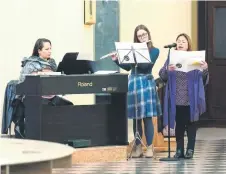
[175,106,197,152]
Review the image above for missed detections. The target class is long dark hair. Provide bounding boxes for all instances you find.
[133,24,153,49]
[32,38,51,57]
[175,33,192,51]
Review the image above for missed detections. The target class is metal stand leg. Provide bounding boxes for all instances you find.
[159,47,179,162]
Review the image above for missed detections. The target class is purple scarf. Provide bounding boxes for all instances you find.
[163,70,206,128]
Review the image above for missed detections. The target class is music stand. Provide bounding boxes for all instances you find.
[57,52,95,75]
[115,42,152,160]
[115,42,151,64]
[57,52,79,73]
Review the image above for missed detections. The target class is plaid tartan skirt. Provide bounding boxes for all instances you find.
[127,74,162,119]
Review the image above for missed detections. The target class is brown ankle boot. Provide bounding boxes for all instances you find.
[131,144,143,158]
[144,145,153,158]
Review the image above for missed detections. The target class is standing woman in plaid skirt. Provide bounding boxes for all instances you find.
[112,24,162,158]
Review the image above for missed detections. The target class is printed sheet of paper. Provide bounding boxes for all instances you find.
[114,42,151,64]
[169,50,206,72]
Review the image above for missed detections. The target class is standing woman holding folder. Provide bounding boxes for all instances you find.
[159,33,209,159]
[111,24,162,158]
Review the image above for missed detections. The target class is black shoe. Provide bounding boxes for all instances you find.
[184,149,194,159]
[174,149,184,158]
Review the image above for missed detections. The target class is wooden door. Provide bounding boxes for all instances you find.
[207,1,226,119]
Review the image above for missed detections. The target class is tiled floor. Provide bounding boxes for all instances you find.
[53,128,226,174]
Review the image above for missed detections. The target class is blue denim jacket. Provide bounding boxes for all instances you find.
[1,80,18,134]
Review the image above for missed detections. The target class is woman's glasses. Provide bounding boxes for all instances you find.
[137,32,148,39]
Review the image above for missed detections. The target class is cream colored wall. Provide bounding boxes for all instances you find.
[0,0,94,132]
[120,0,193,78]
[120,0,194,141]
[0,0,195,137]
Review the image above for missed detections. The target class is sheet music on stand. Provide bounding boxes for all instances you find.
[114,42,151,64]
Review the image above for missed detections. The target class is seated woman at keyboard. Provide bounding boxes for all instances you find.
[14,38,72,138]
[19,38,57,84]
[19,38,73,104]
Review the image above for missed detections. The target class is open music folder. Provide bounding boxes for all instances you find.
[169,50,206,72]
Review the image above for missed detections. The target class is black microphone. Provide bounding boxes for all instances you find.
[164,43,177,48]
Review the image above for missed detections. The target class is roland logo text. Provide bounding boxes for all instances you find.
[77,82,93,87]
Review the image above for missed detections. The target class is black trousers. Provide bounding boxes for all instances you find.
[42,96,73,106]
[175,106,197,151]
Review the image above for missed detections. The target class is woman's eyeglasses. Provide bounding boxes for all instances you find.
[137,32,148,39]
